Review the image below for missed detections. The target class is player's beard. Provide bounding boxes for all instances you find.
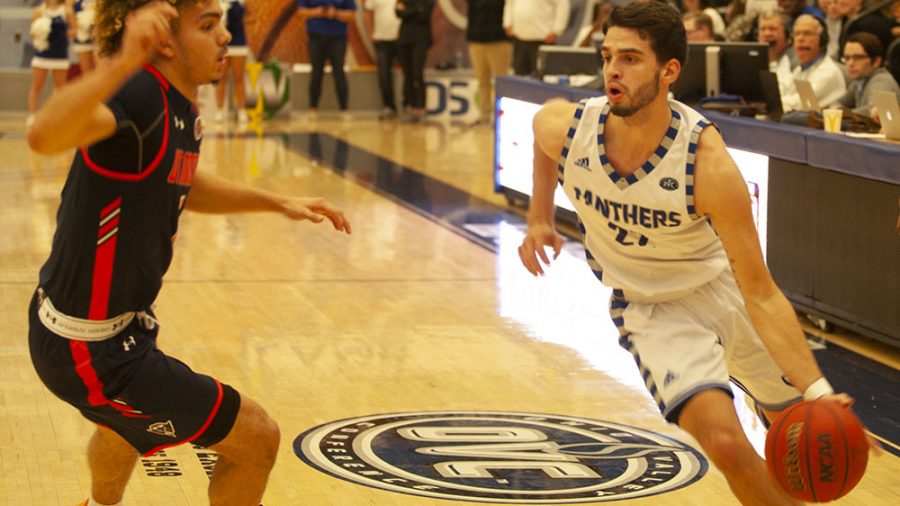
[609,71,660,117]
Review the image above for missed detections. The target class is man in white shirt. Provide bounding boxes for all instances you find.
[503,0,570,76]
[758,10,796,97]
[779,14,846,112]
[364,0,403,119]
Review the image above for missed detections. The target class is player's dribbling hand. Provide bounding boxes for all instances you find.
[821,393,885,457]
[121,1,179,69]
[280,197,352,234]
[518,223,564,276]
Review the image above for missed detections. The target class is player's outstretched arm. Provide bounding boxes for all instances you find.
[28,1,179,154]
[186,171,351,234]
[518,100,575,276]
[693,127,827,396]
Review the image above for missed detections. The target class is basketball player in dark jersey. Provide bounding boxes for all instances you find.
[26,2,351,505]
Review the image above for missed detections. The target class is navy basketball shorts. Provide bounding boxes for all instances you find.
[28,291,240,456]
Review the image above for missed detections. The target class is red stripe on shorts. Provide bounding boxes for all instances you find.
[68,340,109,407]
[142,380,225,457]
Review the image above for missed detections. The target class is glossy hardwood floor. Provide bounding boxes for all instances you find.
[0,108,897,506]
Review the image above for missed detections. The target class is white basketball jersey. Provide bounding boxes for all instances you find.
[559,96,730,302]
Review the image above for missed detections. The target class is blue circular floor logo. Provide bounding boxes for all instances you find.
[294,411,707,503]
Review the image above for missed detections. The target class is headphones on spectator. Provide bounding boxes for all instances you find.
[812,15,829,50]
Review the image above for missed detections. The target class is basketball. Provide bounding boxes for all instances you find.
[765,399,869,502]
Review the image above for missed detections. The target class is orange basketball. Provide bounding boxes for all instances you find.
[765,399,869,502]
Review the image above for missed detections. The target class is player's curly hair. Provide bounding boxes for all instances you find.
[94,0,197,57]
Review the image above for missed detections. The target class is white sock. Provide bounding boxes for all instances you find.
[88,497,123,506]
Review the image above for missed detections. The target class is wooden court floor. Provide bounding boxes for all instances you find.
[1,110,898,505]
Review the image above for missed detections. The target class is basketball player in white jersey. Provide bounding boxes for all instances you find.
[518,3,867,505]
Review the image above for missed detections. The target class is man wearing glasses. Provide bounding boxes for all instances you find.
[834,31,900,121]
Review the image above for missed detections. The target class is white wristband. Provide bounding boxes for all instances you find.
[803,377,834,401]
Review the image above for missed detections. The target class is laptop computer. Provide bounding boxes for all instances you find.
[873,90,900,140]
[759,70,784,120]
[794,79,820,112]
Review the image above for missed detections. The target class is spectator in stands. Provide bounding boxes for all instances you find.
[780,13,846,112]
[835,31,900,120]
[466,0,512,126]
[724,0,820,42]
[684,0,727,36]
[777,0,824,28]
[27,0,74,130]
[503,0,570,76]
[891,0,900,38]
[758,10,796,96]
[835,0,893,57]
[297,0,358,118]
[821,0,844,59]
[684,12,721,41]
[215,0,250,124]
[395,0,435,122]
[364,0,403,119]
[578,0,613,47]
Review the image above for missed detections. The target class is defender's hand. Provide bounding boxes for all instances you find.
[280,197,352,234]
[122,1,179,69]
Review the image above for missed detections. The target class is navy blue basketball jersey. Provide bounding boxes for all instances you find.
[39,66,203,320]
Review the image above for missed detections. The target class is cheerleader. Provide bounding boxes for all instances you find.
[28,0,74,128]
[215,0,249,123]
[71,0,96,73]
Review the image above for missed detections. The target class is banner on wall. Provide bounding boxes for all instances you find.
[245,61,292,119]
[425,77,478,122]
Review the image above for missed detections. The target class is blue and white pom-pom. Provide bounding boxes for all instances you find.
[76,3,95,43]
[30,16,51,52]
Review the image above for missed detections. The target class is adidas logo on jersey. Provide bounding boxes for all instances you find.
[174,116,185,130]
[574,157,591,170]
[663,371,679,386]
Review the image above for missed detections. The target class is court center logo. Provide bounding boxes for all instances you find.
[294,411,707,503]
